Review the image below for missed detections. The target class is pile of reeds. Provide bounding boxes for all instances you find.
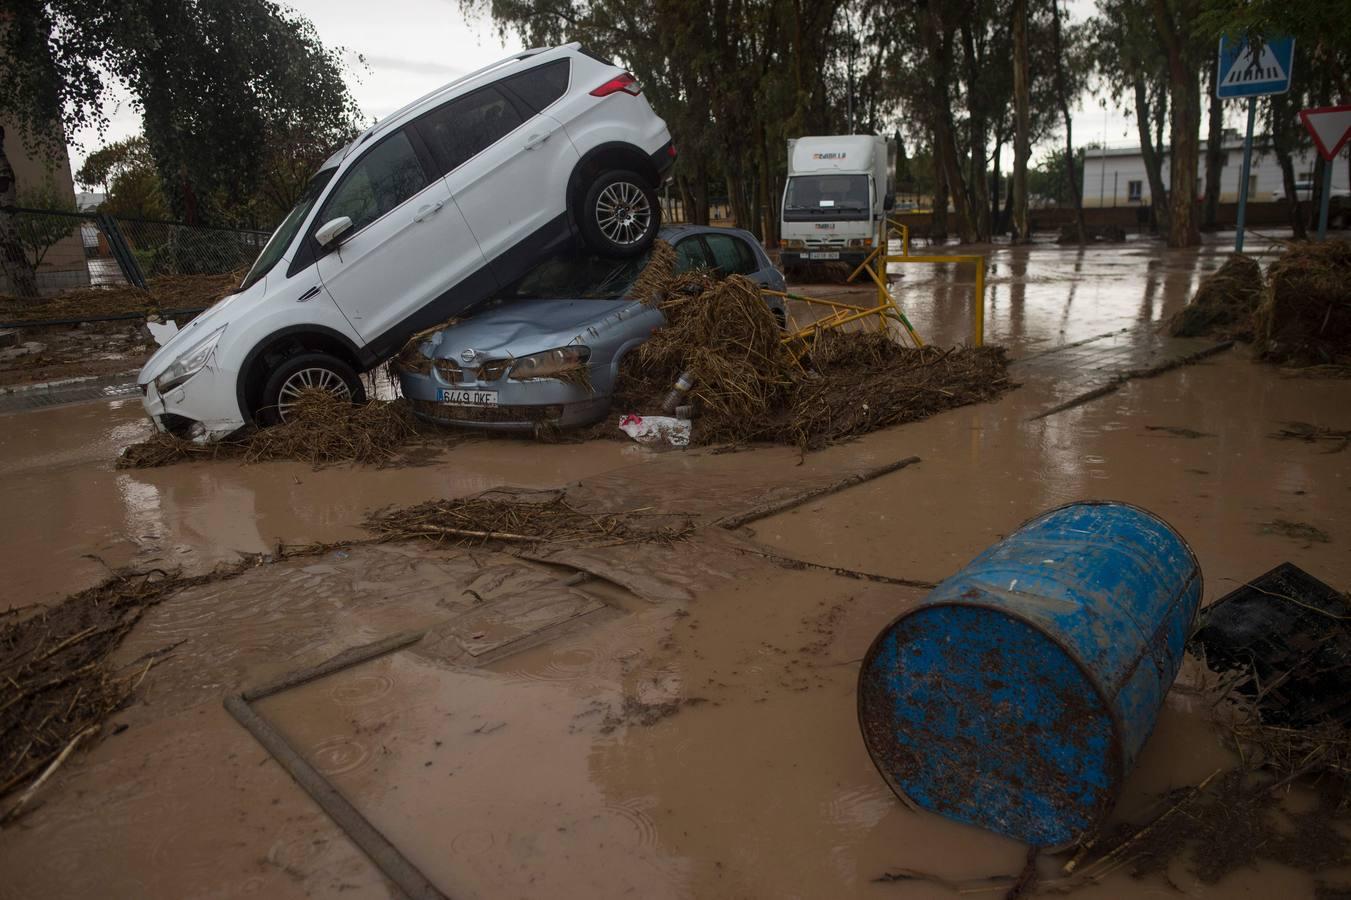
[242,391,419,466]
[1168,253,1264,339]
[637,270,801,443]
[1255,240,1351,366]
[788,331,1012,449]
[364,490,694,546]
[117,391,420,469]
[0,565,252,820]
[610,263,1013,449]
[628,238,677,306]
[0,272,240,323]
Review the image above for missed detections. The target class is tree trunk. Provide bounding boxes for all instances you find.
[1133,76,1171,235]
[0,213,40,299]
[1269,109,1308,239]
[961,24,991,242]
[692,158,711,226]
[930,153,949,242]
[1011,0,1032,243]
[990,140,1002,233]
[676,175,694,225]
[1202,65,1224,229]
[762,149,778,245]
[922,0,977,242]
[1001,173,1016,233]
[727,171,749,232]
[1050,0,1086,243]
[1150,0,1201,248]
[1308,155,1326,233]
[0,133,41,298]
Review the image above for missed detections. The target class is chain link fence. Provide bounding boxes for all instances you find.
[1,207,268,296]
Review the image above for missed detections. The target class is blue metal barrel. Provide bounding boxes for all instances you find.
[857,501,1201,849]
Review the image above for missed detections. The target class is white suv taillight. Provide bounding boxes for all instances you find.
[590,72,642,97]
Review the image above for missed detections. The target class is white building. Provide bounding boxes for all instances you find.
[1080,131,1349,208]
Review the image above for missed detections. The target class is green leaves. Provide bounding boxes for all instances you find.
[2,1,363,228]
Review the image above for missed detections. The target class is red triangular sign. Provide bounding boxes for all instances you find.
[1299,105,1351,162]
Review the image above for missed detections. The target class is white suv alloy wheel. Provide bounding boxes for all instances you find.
[276,367,353,421]
[595,181,652,246]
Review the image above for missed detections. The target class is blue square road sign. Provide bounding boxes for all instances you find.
[1217,36,1295,99]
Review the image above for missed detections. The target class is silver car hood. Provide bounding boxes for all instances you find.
[428,297,637,358]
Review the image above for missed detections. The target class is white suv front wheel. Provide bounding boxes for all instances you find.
[258,352,366,426]
[579,170,659,257]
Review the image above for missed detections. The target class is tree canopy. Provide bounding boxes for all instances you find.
[1,0,364,228]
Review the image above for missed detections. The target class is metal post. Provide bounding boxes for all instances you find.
[974,260,985,348]
[1316,157,1334,239]
[1235,97,1257,253]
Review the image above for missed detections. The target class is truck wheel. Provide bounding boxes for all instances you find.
[579,170,659,257]
[258,352,365,426]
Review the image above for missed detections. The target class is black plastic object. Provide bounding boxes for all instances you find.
[1189,563,1351,726]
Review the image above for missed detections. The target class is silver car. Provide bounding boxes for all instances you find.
[398,225,787,430]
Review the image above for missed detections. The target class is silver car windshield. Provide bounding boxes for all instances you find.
[504,252,650,300]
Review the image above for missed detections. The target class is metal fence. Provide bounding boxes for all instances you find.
[2,206,268,295]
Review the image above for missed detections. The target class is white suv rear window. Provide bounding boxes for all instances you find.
[500,59,570,112]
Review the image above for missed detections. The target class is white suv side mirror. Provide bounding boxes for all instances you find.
[315,216,353,248]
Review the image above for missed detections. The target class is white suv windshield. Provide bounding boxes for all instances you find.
[241,168,336,290]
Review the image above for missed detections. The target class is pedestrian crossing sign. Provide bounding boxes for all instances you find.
[1217,36,1295,98]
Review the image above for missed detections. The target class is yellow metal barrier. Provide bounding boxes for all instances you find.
[767,216,987,352]
[860,217,986,348]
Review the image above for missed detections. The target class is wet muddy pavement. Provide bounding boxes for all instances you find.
[3,239,1350,898]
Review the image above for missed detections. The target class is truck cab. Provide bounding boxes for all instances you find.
[779,134,891,269]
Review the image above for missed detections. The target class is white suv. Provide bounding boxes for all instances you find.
[137,43,673,439]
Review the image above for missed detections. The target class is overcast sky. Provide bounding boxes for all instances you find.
[69,0,1232,187]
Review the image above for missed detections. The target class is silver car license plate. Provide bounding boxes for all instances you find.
[807,251,840,260]
[438,388,498,407]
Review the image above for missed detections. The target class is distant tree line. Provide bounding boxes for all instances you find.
[471,0,1349,249]
[2,0,1347,297]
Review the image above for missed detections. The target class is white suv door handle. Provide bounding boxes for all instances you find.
[413,200,445,223]
[523,132,551,151]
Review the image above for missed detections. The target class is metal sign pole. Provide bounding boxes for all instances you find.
[1316,157,1334,239]
[1235,97,1257,253]
[1218,34,1295,252]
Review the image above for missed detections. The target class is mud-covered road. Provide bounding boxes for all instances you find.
[2,236,1349,898]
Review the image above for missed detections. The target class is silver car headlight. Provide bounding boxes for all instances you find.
[508,346,591,380]
[155,325,226,393]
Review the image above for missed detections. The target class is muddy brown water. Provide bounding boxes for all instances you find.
[3,240,1350,898]
[0,399,648,611]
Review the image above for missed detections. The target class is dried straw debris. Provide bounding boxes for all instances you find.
[1168,253,1264,339]
[629,238,677,307]
[364,490,694,546]
[1256,240,1351,367]
[117,391,421,469]
[0,272,241,323]
[609,260,1014,449]
[0,563,253,816]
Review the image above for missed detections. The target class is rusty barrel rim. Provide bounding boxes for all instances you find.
[856,599,1124,851]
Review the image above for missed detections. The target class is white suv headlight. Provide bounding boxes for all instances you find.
[155,325,226,393]
[508,346,590,380]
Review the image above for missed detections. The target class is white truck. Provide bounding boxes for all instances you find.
[779,134,893,269]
